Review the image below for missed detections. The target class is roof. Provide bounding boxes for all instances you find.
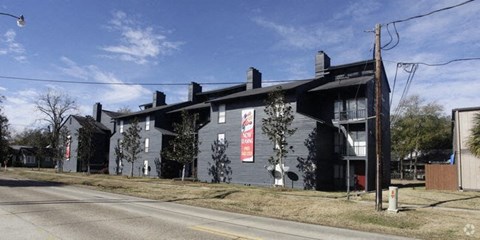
[102,110,122,118]
[9,145,34,150]
[196,83,246,96]
[72,115,110,133]
[452,106,480,113]
[168,102,210,113]
[155,127,176,136]
[309,75,373,92]
[114,102,188,119]
[210,79,315,102]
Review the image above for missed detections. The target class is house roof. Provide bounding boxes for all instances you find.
[155,127,176,136]
[196,83,246,96]
[452,106,480,113]
[102,110,122,118]
[209,79,315,102]
[114,102,188,119]
[168,102,211,113]
[309,75,373,92]
[72,115,110,133]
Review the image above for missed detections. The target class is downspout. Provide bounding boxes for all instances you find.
[455,110,463,190]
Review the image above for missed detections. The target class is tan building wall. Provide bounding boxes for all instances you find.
[454,108,480,191]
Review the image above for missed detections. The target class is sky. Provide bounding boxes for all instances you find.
[0,0,478,134]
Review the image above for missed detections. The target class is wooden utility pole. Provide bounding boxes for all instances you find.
[374,23,383,211]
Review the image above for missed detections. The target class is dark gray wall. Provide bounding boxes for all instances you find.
[109,114,163,177]
[197,97,317,189]
[62,116,81,172]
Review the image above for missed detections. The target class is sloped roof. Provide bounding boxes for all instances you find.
[209,79,315,102]
[114,102,188,119]
[196,83,246,96]
[168,102,210,113]
[309,75,373,92]
[102,110,123,118]
[72,115,110,133]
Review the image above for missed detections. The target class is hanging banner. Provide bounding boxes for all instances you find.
[240,109,255,162]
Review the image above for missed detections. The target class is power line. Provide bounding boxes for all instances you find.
[388,0,474,25]
[0,75,305,86]
[380,0,475,51]
[399,57,480,66]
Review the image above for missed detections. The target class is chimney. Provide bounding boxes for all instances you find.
[153,91,166,107]
[93,102,102,122]
[315,51,331,78]
[247,67,262,90]
[188,82,202,102]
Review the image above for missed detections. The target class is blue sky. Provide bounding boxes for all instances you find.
[0,0,479,133]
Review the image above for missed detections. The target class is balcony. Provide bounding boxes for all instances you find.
[334,109,367,122]
[335,144,367,158]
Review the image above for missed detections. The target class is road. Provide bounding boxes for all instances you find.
[0,175,411,240]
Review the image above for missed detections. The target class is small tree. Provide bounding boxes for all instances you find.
[162,110,199,181]
[122,118,142,177]
[208,139,231,183]
[262,87,297,187]
[114,138,124,175]
[468,113,480,158]
[76,116,96,174]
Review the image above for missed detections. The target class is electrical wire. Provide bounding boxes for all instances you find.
[400,57,480,66]
[0,75,303,86]
[389,63,401,108]
[388,0,474,25]
[380,0,475,51]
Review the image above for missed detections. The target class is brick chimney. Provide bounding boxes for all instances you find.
[93,102,102,122]
[315,51,331,78]
[153,91,166,107]
[247,67,261,90]
[188,82,202,102]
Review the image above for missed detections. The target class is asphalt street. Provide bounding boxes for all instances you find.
[0,175,412,240]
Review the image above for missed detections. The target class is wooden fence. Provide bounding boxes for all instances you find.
[425,164,458,191]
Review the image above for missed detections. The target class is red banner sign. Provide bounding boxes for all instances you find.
[241,109,255,162]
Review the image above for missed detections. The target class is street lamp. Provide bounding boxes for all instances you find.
[0,12,25,27]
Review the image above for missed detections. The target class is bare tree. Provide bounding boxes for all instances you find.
[36,89,78,172]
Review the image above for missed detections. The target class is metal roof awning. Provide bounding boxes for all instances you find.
[309,76,373,92]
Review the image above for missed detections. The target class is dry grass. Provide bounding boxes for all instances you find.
[2,168,480,239]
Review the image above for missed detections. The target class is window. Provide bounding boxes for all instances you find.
[145,116,150,131]
[26,156,35,164]
[218,133,225,145]
[120,120,124,133]
[145,138,149,152]
[218,104,226,123]
[334,98,366,120]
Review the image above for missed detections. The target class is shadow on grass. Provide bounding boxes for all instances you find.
[165,190,241,203]
[391,182,425,189]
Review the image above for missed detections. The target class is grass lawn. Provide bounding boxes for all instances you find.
[2,168,479,239]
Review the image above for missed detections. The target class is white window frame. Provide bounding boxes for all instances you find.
[145,138,150,152]
[218,104,226,123]
[145,116,150,131]
[119,120,124,133]
[218,133,225,145]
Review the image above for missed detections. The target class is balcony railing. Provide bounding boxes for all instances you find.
[334,109,367,121]
[335,145,367,157]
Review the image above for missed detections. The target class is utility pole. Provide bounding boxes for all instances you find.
[374,23,383,211]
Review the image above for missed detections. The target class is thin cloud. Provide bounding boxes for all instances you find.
[252,17,355,51]
[0,29,27,63]
[58,57,150,104]
[102,10,183,64]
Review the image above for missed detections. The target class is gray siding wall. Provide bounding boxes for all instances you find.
[109,115,162,177]
[63,117,81,172]
[197,97,317,189]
